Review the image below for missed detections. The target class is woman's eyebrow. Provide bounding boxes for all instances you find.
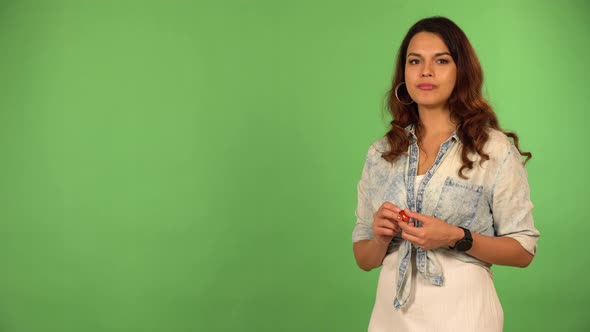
[407,52,451,58]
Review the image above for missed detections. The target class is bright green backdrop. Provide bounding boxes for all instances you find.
[0,0,588,331]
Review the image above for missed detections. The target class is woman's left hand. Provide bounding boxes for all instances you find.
[396,210,463,250]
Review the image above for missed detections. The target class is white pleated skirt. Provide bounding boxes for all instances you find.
[368,250,503,332]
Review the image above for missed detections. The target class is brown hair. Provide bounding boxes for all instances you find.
[384,16,531,178]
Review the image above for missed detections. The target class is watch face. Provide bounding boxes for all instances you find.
[456,240,472,252]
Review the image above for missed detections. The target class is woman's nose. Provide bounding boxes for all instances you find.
[421,63,433,77]
[421,69,433,77]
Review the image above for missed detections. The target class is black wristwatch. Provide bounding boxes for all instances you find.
[450,227,473,252]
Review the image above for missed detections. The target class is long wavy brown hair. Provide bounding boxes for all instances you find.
[384,16,531,178]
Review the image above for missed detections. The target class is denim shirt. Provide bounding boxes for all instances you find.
[352,126,540,310]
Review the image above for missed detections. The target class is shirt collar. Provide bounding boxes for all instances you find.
[404,124,459,144]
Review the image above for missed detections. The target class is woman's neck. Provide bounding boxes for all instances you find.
[417,106,456,138]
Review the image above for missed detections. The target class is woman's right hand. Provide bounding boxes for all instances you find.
[372,202,403,246]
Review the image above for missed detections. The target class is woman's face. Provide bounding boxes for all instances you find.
[404,32,457,109]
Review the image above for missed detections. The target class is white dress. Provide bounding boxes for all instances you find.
[368,175,504,332]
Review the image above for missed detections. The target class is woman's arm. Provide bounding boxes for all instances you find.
[445,225,534,267]
[467,232,534,267]
[353,202,403,271]
[397,211,535,268]
[353,239,390,271]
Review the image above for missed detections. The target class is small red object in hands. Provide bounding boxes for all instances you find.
[398,210,410,222]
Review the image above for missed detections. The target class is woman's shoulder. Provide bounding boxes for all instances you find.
[367,126,413,156]
[482,128,520,161]
[369,136,390,154]
[362,136,391,167]
[484,129,513,152]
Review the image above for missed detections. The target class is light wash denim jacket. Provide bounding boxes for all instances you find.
[352,126,540,310]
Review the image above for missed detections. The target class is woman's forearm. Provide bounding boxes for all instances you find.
[459,230,534,267]
[353,239,389,271]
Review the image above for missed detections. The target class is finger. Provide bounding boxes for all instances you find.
[403,209,429,223]
[387,222,400,233]
[397,219,420,236]
[374,226,396,237]
[381,202,401,213]
[376,209,399,222]
[377,219,397,230]
[401,230,423,246]
[374,219,400,236]
[396,219,415,228]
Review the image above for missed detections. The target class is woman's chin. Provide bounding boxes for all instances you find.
[414,100,447,110]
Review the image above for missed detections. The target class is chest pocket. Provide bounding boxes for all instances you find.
[433,177,483,228]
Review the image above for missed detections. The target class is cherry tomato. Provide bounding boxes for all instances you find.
[399,210,410,222]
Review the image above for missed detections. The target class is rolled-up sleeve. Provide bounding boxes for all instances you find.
[352,145,376,243]
[491,145,540,255]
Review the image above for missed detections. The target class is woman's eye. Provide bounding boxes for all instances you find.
[437,59,449,64]
[408,59,419,64]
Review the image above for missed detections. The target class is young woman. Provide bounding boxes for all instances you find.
[352,16,540,331]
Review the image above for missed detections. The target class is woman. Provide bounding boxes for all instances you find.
[352,16,540,331]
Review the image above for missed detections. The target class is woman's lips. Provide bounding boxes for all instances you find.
[417,84,435,90]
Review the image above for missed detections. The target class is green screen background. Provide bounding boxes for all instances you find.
[0,0,588,331]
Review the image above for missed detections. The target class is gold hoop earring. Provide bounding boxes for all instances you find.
[394,82,414,105]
